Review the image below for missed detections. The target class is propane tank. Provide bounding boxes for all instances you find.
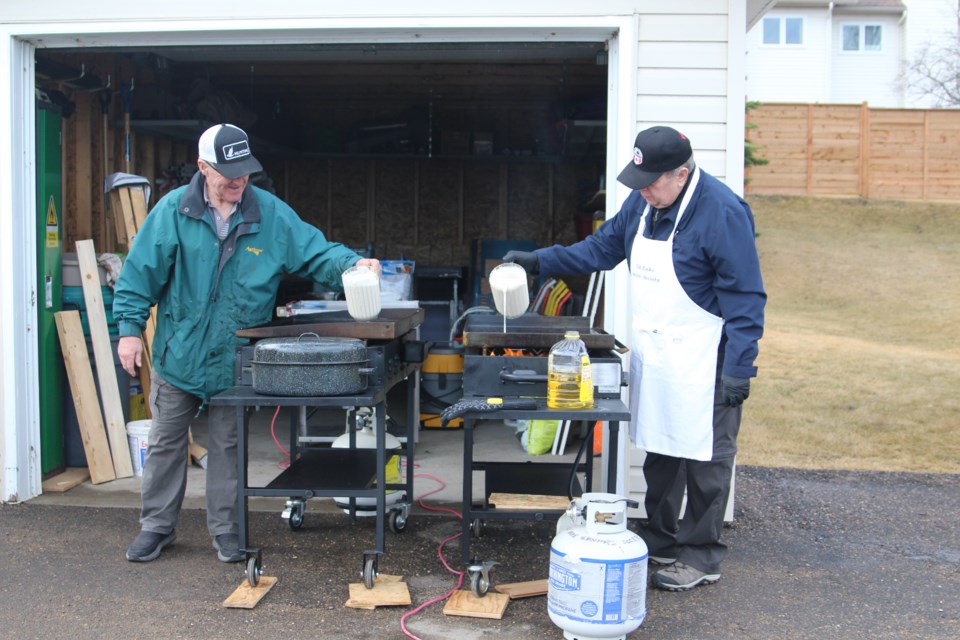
[332,407,403,515]
[548,493,647,640]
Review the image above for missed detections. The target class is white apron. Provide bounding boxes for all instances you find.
[627,168,723,461]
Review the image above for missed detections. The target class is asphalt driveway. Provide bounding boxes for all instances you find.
[1,466,957,639]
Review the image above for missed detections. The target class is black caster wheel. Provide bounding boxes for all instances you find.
[471,518,486,538]
[288,508,304,530]
[362,555,378,589]
[246,555,261,588]
[469,570,490,597]
[282,499,306,530]
[389,510,407,533]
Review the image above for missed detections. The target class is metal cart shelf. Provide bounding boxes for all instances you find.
[459,398,631,596]
[209,374,417,588]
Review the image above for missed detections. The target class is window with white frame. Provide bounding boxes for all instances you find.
[762,16,804,45]
[842,24,882,52]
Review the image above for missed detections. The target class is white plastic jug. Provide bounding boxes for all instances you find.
[488,262,529,319]
[342,264,381,321]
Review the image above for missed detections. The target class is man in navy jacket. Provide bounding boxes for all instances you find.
[505,126,765,590]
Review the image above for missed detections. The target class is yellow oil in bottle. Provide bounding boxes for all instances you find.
[547,331,594,410]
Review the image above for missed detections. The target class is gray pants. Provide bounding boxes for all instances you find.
[637,386,742,575]
[139,370,237,537]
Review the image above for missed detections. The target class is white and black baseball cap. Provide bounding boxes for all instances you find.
[198,124,263,179]
[617,126,693,190]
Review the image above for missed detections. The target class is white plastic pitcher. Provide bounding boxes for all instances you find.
[342,265,381,321]
[488,262,529,319]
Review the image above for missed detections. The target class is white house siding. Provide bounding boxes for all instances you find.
[745,8,832,103]
[831,12,905,106]
[1,0,746,503]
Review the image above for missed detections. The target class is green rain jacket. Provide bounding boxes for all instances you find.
[113,172,361,400]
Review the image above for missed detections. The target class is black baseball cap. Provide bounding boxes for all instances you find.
[617,126,693,190]
[198,124,263,179]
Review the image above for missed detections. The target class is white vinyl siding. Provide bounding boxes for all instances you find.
[831,14,903,106]
[746,8,830,103]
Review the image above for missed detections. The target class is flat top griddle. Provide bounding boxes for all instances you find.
[463,313,615,350]
[236,308,425,341]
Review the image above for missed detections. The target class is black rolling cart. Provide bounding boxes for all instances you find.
[210,377,417,588]
[212,309,424,587]
[459,398,631,596]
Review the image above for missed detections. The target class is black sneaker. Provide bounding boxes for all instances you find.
[652,561,721,591]
[212,533,244,563]
[126,530,176,562]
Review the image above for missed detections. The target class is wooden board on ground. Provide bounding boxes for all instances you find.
[345,575,411,609]
[55,310,116,484]
[488,492,570,511]
[443,590,510,619]
[223,576,278,609]
[495,579,548,599]
[41,467,90,493]
[76,239,133,478]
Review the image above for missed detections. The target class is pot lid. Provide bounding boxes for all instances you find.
[253,334,367,364]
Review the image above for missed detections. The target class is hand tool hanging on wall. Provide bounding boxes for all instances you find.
[97,79,114,250]
[120,79,134,173]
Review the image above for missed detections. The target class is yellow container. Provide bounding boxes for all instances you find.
[420,345,464,428]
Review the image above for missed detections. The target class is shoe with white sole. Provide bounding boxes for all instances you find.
[652,561,721,591]
[212,533,244,563]
[126,530,176,562]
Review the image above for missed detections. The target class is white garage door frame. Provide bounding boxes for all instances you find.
[0,15,638,502]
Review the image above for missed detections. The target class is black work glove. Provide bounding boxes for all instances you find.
[441,397,538,428]
[721,375,750,407]
[502,250,540,275]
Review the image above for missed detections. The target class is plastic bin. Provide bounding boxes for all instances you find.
[61,252,109,287]
[62,286,118,336]
[62,335,130,468]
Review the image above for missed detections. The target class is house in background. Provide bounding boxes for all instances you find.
[746,0,960,108]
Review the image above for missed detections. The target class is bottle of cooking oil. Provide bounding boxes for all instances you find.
[547,330,594,409]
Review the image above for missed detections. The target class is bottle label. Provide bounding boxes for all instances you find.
[579,355,593,404]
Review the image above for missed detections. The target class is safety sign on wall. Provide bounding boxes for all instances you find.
[46,195,59,248]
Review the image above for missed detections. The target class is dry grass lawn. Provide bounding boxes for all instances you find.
[741,195,960,473]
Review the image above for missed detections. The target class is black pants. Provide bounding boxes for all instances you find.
[637,394,742,574]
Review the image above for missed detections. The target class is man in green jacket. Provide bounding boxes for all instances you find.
[114,123,380,563]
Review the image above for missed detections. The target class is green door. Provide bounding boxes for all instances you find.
[37,101,64,474]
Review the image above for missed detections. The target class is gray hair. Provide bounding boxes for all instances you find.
[671,155,695,177]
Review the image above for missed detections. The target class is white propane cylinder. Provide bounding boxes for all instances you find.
[548,493,647,640]
[332,408,403,515]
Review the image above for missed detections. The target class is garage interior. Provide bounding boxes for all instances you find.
[33,41,612,489]
[37,42,609,302]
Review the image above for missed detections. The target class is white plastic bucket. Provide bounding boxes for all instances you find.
[126,419,151,477]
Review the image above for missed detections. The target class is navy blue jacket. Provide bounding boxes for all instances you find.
[536,169,765,379]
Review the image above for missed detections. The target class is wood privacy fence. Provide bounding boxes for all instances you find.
[745,102,960,201]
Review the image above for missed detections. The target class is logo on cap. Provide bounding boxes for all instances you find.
[223,141,251,161]
[633,147,643,166]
